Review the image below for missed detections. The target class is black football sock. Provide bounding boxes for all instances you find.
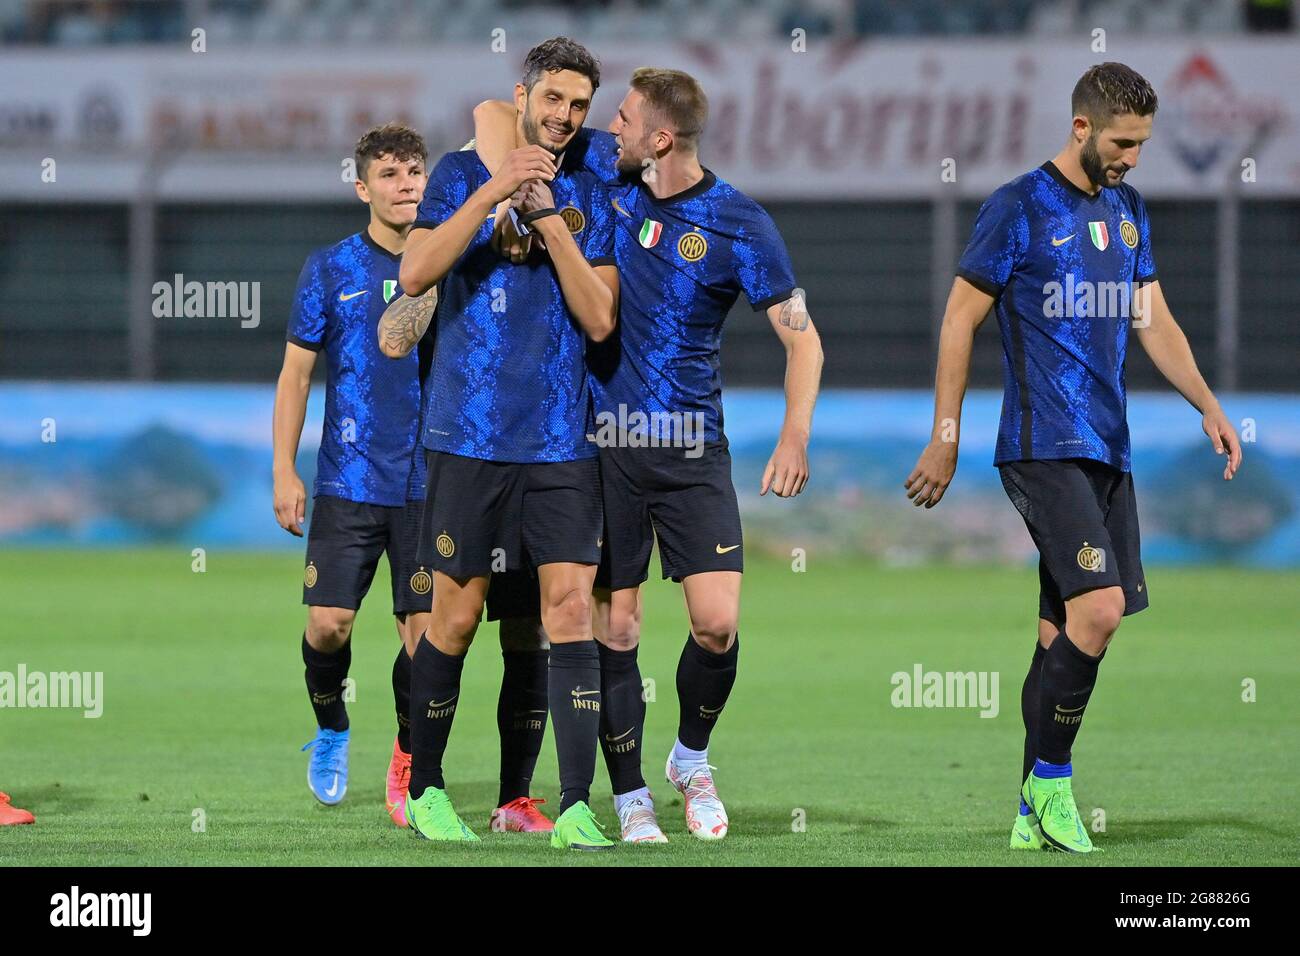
[597,642,647,795]
[1036,629,1103,766]
[393,642,412,754]
[675,632,739,752]
[303,633,350,732]
[548,640,602,813]
[497,649,549,806]
[408,636,465,800]
[1020,639,1048,785]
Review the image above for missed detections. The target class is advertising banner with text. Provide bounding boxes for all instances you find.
[1,39,1295,200]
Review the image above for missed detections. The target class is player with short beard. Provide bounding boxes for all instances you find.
[396,38,621,851]
[475,66,824,844]
[905,62,1241,852]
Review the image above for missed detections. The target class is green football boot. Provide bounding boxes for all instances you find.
[1010,803,1047,850]
[1021,773,1093,853]
[550,801,615,851]
[406,786,480,842]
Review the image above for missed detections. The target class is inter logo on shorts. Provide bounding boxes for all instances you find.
[1076,541,1105,572]
[436,533,455,559]
[304,561,318,588]
[1119,220,1139,249]
[677,230,708,262]
[409,568,432,595]
[1088,221,1110,251]
[560,206,585,234]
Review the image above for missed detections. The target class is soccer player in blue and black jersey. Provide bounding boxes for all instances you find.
[273,124,432,821]
[475,67,825,843]
[276,125,555,833]
[395,38,621,849]
[905,63,1242,852]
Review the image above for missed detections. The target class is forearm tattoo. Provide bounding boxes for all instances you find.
[378,285,438,356]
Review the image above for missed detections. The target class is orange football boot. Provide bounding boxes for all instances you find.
[0,792,34,826]
[489,797,554,833]
[385,738,412,828]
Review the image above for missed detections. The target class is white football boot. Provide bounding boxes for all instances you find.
[665,754,729,841]
[617,792,669,844]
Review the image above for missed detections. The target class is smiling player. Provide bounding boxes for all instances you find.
[475,66,824,843]
[396,38,620,850]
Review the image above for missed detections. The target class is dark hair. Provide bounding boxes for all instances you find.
[354,122,427,181]
[630,67,708,151]
[1071,62,1158,128]
[522,36,600,94]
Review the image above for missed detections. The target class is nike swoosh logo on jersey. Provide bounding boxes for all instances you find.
[339,290,369,301]
[1051,234,1075,246]
[716,544,740,554]
[611,196,633,218]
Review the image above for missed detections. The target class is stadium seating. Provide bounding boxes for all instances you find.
[0,0,1285,45]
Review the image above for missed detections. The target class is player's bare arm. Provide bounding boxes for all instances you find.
[398,144,556,296]
[376,285,438,359]
[1134,279,1241,480]
[905,275,996,508]
[474,99,545,263]
[473,98,518,170]
[271,342,317,536]
[514,178,618,341]
[760,291,823,498]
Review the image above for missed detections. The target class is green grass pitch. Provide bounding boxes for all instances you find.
[1,550,1296,866]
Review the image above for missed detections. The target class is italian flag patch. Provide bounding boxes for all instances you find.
[639,218,663,248]
[1088,221,1109,251]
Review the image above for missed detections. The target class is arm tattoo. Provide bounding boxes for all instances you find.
[778,289,809,331]
[378,286,438,357]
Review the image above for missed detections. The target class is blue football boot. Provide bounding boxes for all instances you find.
[302,727,350,805]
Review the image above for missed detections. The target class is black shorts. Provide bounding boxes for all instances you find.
[596,440,744,591]
[302,495,431,616]
[484,569,542,622]
[998,458,1148,626]
[417,450,603,577]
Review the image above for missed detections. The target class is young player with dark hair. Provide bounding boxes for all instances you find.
[276,125,554,833]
